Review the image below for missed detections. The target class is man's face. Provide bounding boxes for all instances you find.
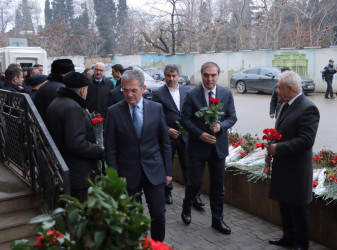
[202,66,219,90]
[31,68,39,77]
[122,79,146,106]
[165,70,179,88]
[15,72,24,86]
[276,79,291,102]
[94,64,105,80]
[37,66,43,74]
[112,68,121,79]
[329,61,334,67]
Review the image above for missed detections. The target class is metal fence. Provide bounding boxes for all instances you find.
[0,90,70,212]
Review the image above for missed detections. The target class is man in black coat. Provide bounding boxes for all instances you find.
[180,62,237,234]
[152,64,204,207]
[1,67,24,93]
[266,71,320,250]
[34,59,75,122]
[322,59,336,99]
[86,62,114,120]
[46,72,104,202]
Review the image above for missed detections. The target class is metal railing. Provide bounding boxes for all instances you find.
[0,90,70,212]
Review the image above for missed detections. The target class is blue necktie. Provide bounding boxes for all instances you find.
[133,105,142,138]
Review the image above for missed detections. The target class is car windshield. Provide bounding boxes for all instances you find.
[127,65,155,81]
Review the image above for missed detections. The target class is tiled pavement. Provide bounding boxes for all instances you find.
[144,182,330,250]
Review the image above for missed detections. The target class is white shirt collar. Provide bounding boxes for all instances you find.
[288,93,302,106]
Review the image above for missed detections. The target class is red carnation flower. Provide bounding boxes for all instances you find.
[256,143,265,149]
[313,180,318,188]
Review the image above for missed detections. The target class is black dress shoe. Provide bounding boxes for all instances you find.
[269,236,294,247]
[211,219,231,234]
[181,210,191,224]
[165,193,173,205]
[192,196,205,209]
[331,96,336,99]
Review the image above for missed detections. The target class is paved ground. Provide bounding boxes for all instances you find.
[145,182,330,250]
[230,92,337,153]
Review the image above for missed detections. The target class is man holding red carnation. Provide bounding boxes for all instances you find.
[180,62,237,234]
[266,71,320,250]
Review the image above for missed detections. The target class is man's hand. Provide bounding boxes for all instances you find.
[210,123,221,134]
[266,144,277,156]
[270,114,275,119]
[265,153,272,164]
[166,176,172,186]
[168,128,180,139]
[200,132,216,144]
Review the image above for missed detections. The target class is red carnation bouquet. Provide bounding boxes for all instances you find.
[90,112,104,146]
[140,237,172,250]
[195,97,224,126]
[256,128,282,177]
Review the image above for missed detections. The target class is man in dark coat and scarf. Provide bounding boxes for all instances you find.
[46,72,104,202]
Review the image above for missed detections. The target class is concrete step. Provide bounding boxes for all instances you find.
[0,208,40,244]
[0,235,37,250]
[0,191,40,215]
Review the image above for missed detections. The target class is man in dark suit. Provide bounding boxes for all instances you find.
[86,62,114,120]
[152,64,204,207]
[180,62,237,234]
[105,69,172,242]
[266,71,320,250]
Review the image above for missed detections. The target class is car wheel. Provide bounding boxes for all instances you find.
[236,81,247,94]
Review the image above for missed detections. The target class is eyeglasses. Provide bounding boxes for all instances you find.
[122,88,142,94]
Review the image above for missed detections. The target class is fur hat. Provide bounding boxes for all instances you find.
[27,74,48,87]
[63,71,91,88]
[51,59,75,75]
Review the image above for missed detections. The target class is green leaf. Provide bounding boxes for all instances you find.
[52,207,65,216]
[94,230,107,248]
[41,220,55,230]
[68,209,79,226]
[29,214,52,224]
[54,213,66,233]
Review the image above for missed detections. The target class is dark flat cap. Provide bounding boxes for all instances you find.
[63,71,91,88]
[329,59,334,63]
[27,74,48,87]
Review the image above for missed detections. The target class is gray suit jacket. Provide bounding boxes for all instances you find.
[270,94,320,205]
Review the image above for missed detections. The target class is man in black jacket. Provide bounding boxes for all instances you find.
[152,64,204,208]
[46,72,104,202]
[1,67,24,93]
[34,59,75,122]
[86,62,114,121]
[322,59,336,99]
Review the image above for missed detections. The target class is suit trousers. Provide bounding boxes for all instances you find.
[279,202,310,249]
[165,135,188,194]
[183,147,226,221]
[325,79,333,98]
[128,170,166,242]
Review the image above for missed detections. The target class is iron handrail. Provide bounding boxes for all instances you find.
[0,89,70,212]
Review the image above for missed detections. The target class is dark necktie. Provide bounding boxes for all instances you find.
[208,91,214,107]
[280,103,289,119]
[132,105,142,138]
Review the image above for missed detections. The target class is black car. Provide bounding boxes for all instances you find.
[230,66,315,95]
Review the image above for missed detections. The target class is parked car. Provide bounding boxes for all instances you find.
[114,64,166,99]
[230,66,315,95]
[144,67,191,85]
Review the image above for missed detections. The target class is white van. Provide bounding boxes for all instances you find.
[0,46,47,72]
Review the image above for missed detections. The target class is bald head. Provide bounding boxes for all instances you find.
[94,62,106,80]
